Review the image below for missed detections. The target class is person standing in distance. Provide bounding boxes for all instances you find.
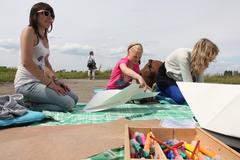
[87,51,97,80]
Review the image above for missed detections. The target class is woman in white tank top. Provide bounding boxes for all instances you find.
[14,2,78,112]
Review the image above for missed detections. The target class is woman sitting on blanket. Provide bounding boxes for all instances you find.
[156,38,219,104]
[14,2,78,112]
[106,42,148,91]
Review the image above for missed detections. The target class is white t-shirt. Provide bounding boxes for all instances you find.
[165,48,203,82]
[14,40,50,88]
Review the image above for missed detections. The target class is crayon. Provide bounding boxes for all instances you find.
[173,148,180,157]
[140,150,150,158]
[164,141,184,153]
[130,145,136,158]
[191,140,216,158]
[198,146,216,158]
[183,142,195,152]
[129,131,135,139]
[150,136,173,151]
[178,149,187,159]
[166,150,174,159]
[185,150,197,160]
[191,140,200,159]
[171,148,184,160]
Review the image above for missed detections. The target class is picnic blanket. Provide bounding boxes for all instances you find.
[39,102,194,126]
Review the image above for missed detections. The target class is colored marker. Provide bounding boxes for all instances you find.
[130,139,142,153]
[134,132,143,145]
[139,133,146,146]
[144,132,153,152]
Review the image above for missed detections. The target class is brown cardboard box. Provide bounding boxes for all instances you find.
[0,119,161,160]
[125,126,240,160]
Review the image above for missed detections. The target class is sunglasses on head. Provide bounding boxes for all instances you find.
[37,10,54,19]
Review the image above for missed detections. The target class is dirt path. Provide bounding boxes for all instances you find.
[0,79,108,103]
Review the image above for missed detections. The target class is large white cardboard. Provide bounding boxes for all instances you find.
[83,84,158,112]
[177,82,240,138]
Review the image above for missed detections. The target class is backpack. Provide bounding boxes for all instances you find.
[87,59,96,69]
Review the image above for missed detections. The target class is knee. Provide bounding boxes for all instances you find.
[61,98,75,112]
[73,96,79,104]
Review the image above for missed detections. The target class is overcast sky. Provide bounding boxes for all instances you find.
[0,0,240,74]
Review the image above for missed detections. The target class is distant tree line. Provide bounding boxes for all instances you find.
[223,70,240,76]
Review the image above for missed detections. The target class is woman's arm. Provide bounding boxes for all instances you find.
[119,63,148,90]
[119,63,141,80]
[178,52,193,82]
[44,55,56,80]
[44,56,70,92]
[20,27,50,85]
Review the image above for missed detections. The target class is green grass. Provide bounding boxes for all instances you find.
[55,70,112,79]
[0,66,17,82]
[0,66,112,82]
[204,75,240,84]
[0,66,240,84]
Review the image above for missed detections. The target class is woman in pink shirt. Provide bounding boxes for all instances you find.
[106,42,148,91]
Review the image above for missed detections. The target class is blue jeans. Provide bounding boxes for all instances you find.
[16,82,79,112]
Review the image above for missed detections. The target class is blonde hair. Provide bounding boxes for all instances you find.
[191,38,219,75]
[127,42,143,54]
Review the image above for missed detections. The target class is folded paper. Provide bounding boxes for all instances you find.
[83,84,159,112]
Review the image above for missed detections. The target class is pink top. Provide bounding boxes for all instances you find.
[106,56,140,89]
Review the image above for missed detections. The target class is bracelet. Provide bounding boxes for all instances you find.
[46,81,52,87]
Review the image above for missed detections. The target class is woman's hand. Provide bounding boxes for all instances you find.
[138,77,149,92]
[53,79,70,92]
[46,81,67,95]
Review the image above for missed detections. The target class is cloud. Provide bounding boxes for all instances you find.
[107,47,126,58]
[52,42,92,56]
[0,39,19,53]
[106,45,156,59]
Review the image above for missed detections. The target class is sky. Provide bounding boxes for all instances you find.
[0,0,240,74]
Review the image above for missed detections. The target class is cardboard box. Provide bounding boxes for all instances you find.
[125,126,240,160]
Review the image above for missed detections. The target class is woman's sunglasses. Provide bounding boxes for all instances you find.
[37,10,55,19]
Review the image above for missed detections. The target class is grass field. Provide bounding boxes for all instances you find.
[0,66,239,84]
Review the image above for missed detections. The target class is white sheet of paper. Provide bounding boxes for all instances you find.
[177,82,240,138]
[83,84,158,112]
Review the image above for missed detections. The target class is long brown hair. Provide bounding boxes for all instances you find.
[191,38,219,75]
[29,2,55,40]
